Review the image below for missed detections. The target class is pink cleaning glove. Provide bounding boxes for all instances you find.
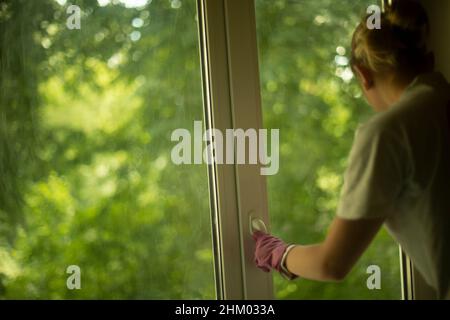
[252,231,297,280]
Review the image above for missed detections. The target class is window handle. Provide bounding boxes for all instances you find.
[249,214,268,235]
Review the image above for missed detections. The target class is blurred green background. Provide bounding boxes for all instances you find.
[0,0,400,299]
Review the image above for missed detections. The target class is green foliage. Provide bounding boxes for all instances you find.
[0,0,400,299]
[1,0,213,299]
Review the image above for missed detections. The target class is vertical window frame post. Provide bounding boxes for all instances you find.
[197,0,273,300]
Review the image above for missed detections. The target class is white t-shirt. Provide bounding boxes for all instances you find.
[336,72,450,299]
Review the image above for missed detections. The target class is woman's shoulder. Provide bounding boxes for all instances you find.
[361,72,450,138]
[357,110,404,143]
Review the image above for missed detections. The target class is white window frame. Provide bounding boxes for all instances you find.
[197,0,273,300]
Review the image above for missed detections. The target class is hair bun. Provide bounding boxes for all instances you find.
[351,0,433,75]
[385,0,429,35]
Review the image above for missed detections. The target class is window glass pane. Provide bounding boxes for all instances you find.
[255,0,401,299]
[0,0,215,299]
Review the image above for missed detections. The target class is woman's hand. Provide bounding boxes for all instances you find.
[252,231,297,280]
[253,216,385,282]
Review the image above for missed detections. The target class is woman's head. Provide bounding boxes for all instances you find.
[351,0,434,111]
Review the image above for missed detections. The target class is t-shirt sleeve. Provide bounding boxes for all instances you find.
[336,122,406,220]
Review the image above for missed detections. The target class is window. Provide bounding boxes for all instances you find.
[2,0,421,301]
[255,0,402,299]
[0,0,215,299]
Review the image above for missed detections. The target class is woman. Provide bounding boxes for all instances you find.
[253,0,450,299]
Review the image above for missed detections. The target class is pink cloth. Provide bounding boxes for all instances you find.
[252,231,289,273]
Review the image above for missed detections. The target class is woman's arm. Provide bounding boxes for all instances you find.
[285,216,385,281]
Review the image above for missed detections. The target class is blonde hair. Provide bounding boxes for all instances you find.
[351,0,431,77]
